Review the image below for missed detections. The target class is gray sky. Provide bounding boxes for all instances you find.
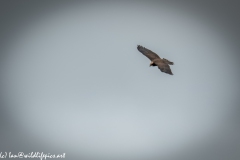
[0,1,240,160]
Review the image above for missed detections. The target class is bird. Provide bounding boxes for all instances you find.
[137,45,174,75]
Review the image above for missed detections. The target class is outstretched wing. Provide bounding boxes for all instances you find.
[137,45,160,61]
[155,61,173,75]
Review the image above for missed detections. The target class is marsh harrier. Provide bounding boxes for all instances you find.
[137,45,174,75]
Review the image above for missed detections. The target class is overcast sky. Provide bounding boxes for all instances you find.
[0,1,240,160]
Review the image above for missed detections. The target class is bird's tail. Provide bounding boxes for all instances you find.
[163,58,174,65]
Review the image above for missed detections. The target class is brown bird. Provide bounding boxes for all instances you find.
[137,45,174,75]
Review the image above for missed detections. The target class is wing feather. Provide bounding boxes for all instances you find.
[155,61,173,75]
[137,45,160,61]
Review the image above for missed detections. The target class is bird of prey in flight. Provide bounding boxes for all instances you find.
[137,45,174,75]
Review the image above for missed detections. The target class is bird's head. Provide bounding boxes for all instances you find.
[149,61,153,67]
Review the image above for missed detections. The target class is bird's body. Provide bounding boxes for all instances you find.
[137,45,174,75]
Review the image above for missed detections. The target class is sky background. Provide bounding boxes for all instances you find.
[0,1,240,160]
